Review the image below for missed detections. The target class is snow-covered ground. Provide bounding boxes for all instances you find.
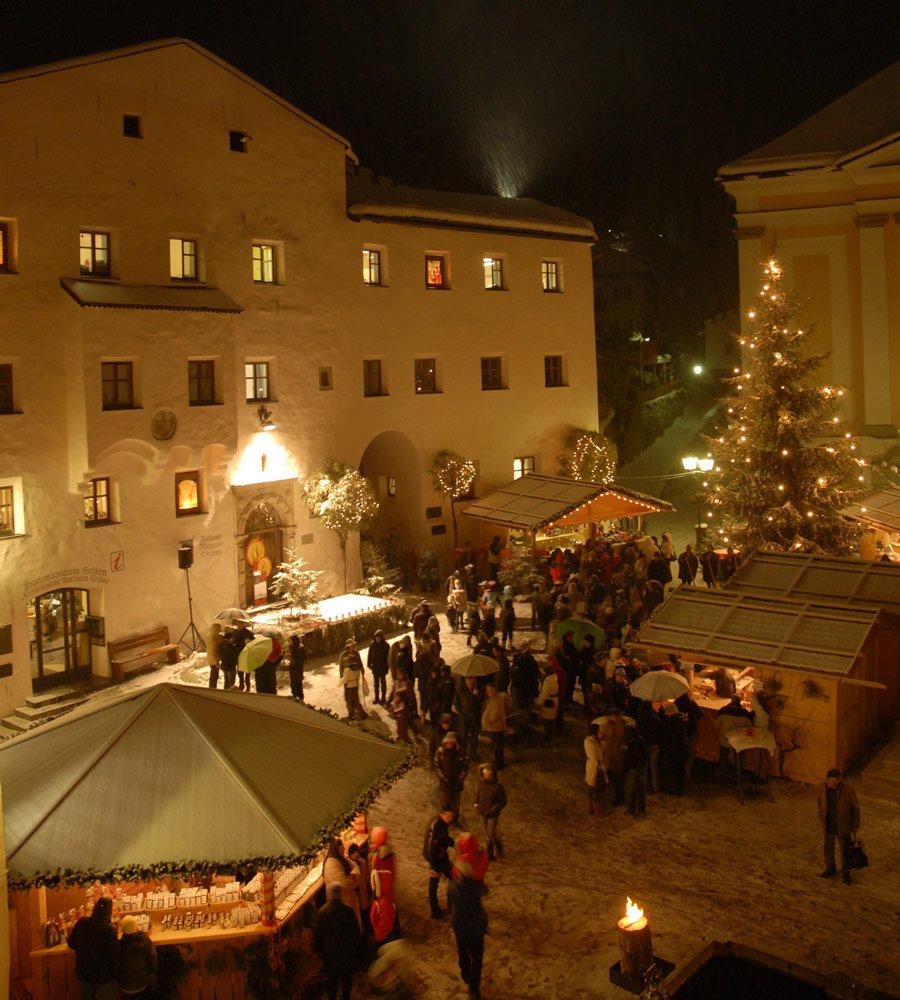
[106,605,900,999]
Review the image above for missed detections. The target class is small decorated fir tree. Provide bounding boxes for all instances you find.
[270,549,322,617]
[702,257,864,555]
[357,547,402,599]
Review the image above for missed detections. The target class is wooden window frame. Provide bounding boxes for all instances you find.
[544,354,565,388]
[0,223,9,273]
[188,360,216,406]
[175,471,205,517]
[0,364,12,414]
[252,244,276,284]
[363,359,384,397]
[481,356,503,391]
[101,361,134,410]
[0,485,13,535]
[513,456,535,480]
[541,260,560,292]
[244,361,270,402]
[483,256,503,290]
[170,238,199,281]
[414,358,438,394]
[84,477,112,526]
[425,255,447,289]
[362,248,382,286]
[79,231,110,277]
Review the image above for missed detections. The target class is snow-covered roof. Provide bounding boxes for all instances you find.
[843,488,900,537]
[719,59,900,178]
[348,171,596,241]
[61,277,242,313]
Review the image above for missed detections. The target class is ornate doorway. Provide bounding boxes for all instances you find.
[242,502,283,606]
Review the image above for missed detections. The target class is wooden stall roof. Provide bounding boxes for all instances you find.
[460,474,674,531]
[0,683,407,884]
[725,550,900,618]
[634,589,878,677]
[843,488,900,535]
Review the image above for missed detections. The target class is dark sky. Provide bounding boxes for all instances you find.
[4,1,899,333]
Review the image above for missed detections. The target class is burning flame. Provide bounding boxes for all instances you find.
[624,897,644,926]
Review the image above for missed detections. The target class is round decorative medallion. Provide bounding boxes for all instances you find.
[150,408,178,441]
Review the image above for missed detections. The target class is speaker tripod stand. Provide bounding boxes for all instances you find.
[178,564,206,653]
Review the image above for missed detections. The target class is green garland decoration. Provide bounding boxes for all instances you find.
[11,746,415,890]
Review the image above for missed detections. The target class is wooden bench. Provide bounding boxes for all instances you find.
[108,626,180,682]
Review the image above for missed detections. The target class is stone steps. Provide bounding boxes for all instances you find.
[0,686,93,740]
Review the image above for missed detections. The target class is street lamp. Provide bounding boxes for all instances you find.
[682,456,714,548]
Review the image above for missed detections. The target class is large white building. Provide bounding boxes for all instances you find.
[0,39,599,714]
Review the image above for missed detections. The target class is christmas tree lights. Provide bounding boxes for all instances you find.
[429,449,477,546]
[702,258,864,555]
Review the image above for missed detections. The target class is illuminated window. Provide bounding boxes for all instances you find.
[188,360,216,405]
[0,365,12,414]
[483,256,503,290]
[544,355,565,387]
[101,362,134,410]
[362,248,382,286]
[175,471,204,516]
[481,356,503,391]
[123,114,142,138]
[79,231,110,277]
[0,486,13,535]
[252,244,276,284]
[414,358,437,394]
[0,223,10,272]
[245,362,270,401]
[541,260,561,292]
[513,456,535,479]
[170,238,198,280]
[84,478,111,525]
[425,255,447,289]
[363,359,385,397]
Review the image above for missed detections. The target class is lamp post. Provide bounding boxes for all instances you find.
[682,456,714,548]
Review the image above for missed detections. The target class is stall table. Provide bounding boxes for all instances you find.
[726,727,777,805]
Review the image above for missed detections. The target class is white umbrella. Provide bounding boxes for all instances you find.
[215,607,251,626]
[629,671,690,702]
[450,653,498,678]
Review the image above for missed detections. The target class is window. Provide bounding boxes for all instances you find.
[481,356,503,390]
[79,231,110,277]
[0,223,10,272]
[0,486,13,535]
[229,130,251,152]
[362,248,382,286]
[483,256,503,290]
[425,254,448,289]
[245,362,270,401]
[170,238,198,281]
[513,456,535,480]
[414,358,437,394]
[175,471,204,516]
[541,260,561,292]
[101,361,134,410]
[0,364,12,414]
[363,359,385,397]
[84,478,111,525]
[319,366,333,390]
[544,354,565,387]
[188,360,216,405]
[252,244,276,284]
[123,114,142,138]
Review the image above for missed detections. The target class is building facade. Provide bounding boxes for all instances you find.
[0,40,599,713]
[718,60,900,453]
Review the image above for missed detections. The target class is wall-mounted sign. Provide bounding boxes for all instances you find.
[23,566,109,600]
[110,551,125,572]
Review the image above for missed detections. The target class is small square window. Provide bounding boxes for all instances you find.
[481,356,503,391]
[542,260,561,292]
[387,476,397,497]
[319,366,334,390]
[170,238,198,281]
[414,358,437,394]
[544,355,565,388]
[175,471,204,516]
[245,361,270,402]
[229,130,251,152]
[363,359,385,397]
[425,254,448,289]
[0,223,11,273]
[80,231,110,277]
[84,478,112,525]
[0,364,13,414]
[362,248,382,286]
[483,256,503,290]
[252,244,277,284]
[188,360,216,405]
[101,361,134,410]
[0,485,14,535]
[123,114,142,139]
[513,456,535,480]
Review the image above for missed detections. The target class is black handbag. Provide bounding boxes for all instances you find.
[846,838,869,870]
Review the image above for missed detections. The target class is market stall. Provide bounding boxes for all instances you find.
[461,473,674,552]
[3,684,409,999]
[632,589,885,784]
[843,487,900,561]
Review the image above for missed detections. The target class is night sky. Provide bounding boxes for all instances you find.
[4,1,899,337]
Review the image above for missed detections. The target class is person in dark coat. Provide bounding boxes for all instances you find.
[313,883,366,1000]
[287,634,306,701]
[367,629,390,705]
[646,551,672,588]
[473,763,507,860]
[558,631,580,708]
[219,635,239,690]
[816,767,861,884]
[677,545,699,586]
[448,855,489,999]
[434,731,468,823]
[636,701,663,794]
[67,896,118,1000]
[700,545,720,588]
[231,621,254,691]
[117,914,157,998]
[622,726,649,817]
[660,703,689,796]
[424,809,455,918]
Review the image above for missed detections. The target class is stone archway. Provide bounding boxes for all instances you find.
[233,479,296,608]
[358,431,423,585]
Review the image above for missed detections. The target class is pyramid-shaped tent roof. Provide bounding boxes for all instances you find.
[0,684,408,887]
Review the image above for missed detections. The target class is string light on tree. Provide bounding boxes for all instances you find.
[701,256,864,556]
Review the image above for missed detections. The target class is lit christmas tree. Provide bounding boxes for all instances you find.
[428,450,477,547]
[702,257,865,555]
